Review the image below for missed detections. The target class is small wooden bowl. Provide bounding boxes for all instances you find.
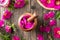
[18,13,37,31]
[37,0,57,10]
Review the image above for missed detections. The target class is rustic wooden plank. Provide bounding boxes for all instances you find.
[23,0,31,40]
[30,0,37,40]
[10,0,31,40]
[0,0,60,40]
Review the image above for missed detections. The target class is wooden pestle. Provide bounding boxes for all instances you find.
[27,12,38,22]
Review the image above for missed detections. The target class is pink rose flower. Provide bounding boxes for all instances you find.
[43,13,49,20]
[12,35,20,40]
[0,0,10,7]
[54,27,60,38]
[43,11,55,20]
[40,26,45,32]
[40,26,50,33]
[0,20,4,28]
[14,0,26,8]
[2,10,12,20]
[37,34,44,40]
[48,11,55,18]
[49,19,56,26]
[44,26,50,33]
[5,25,12,33]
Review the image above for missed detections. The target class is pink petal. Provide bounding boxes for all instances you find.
[49,19,56,26]
[12,35,20,40]
[5,25,11,33]
[0,20,4,28]
[37,34,44,40]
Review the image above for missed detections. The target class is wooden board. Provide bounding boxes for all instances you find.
[0,0,60,40]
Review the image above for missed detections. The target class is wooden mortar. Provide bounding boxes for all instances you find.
[18,13,37,32]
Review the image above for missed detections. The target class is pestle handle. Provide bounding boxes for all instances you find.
[27,12,38,22]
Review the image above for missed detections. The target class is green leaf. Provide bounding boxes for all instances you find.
[55,11,60,19]
[0,34,10,40]
[11,24,16,32]
[8,2,15,11]
[25,0,28,5]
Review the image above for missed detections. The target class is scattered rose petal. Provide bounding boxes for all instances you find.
[12,35,20,40]
[49,19,56,26]
[37,34,44,40]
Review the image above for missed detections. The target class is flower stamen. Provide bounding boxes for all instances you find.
[57,31,60,35]
[47,0,51,4]
[4,13,7,16]
[56,1,60,5]
[17,2,20,5]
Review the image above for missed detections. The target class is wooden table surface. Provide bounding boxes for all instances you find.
[0,0,60,40]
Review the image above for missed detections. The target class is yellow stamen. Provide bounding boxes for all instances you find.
[17,2,20,5]
[56,1,60,5]
[4,13,7,16]
[47,0,51,4]
[57,31,60,35]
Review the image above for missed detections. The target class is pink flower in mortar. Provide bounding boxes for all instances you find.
[53,27,60,38]
[20,15,34,29]
[48,11,55,18]
[5,25,12,33]
[37,34,44,40]
[49,19,56,26]
[14,0,26,8]
[0,20,4,28]
[2,10,12,20]
[12,35,20,40]
[0,0,10,7]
